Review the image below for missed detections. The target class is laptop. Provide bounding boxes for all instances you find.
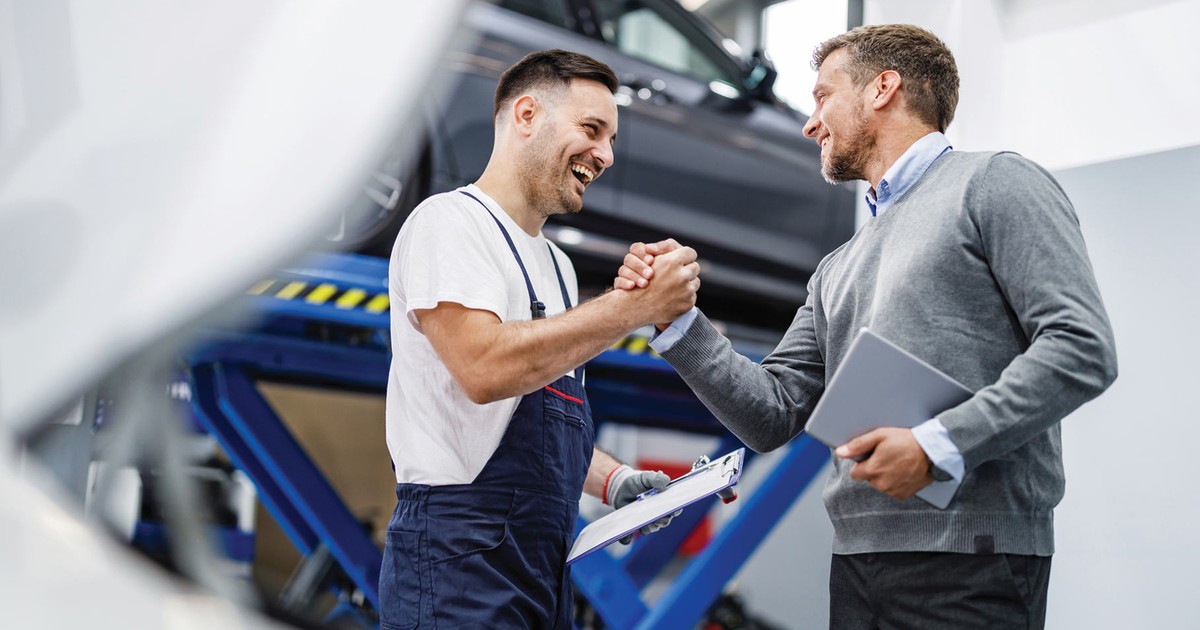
[803,328,973,509]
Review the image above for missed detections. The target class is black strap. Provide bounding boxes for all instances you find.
[546,245,582,382]
[547,243,573,310]
[461,191,546,320]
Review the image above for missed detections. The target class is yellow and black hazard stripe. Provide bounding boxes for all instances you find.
[609,335,661,359]
[246,279,390,314]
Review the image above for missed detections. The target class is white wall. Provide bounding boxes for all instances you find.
[732,2,1200,628]
[866,0,1200,170]
[1048,144,1200,630]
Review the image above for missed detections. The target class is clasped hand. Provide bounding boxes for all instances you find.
[613,239,700,328]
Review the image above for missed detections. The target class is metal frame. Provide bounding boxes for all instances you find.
[185,252,829,628]
[190,359,385,609]
[187,253,393,612]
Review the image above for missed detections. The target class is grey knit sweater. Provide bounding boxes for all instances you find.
[662,151,1117,555]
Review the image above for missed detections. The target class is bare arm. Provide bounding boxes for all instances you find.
[416,246,699,404]
[583,448,622,499]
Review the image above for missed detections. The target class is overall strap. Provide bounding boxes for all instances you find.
[546,243,573,310]
[545,243,582,381]
[461,191,545,320]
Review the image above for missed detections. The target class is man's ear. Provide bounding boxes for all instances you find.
[510,94,540,137]
[870,70,902,111]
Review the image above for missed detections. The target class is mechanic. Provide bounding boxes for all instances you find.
[379,49,701,629]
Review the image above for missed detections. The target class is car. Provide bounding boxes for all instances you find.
[339,0,855,333]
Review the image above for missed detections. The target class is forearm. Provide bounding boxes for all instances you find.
[453,247,699,403]
[583,448,622,499]
[661,310,823,452]
[421,244,698,404]
[456,289,644,403]
[941,324,1116,471]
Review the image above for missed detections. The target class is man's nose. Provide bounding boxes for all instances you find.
[803,114,821,140]
[594,141,613,169]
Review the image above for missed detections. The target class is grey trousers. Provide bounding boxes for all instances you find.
[829,552,1051,630]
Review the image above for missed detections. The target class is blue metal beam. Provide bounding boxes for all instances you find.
[190,331,389,390]
[191,364,319,556]
[633,436,830,629]
[286,252,390,290]
[189,361,383,609]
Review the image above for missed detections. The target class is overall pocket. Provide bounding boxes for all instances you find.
[379,529,423,630]
[542,386,591,493]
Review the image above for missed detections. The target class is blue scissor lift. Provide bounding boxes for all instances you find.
[185,252,830,629]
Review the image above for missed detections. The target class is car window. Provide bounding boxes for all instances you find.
[591,0,737,89]
[498,0,574,29]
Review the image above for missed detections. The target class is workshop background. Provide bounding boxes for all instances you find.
[1,1,1196,629]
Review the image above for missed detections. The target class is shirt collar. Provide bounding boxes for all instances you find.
[865,132,953,217]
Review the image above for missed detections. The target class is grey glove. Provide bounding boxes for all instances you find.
[605,465,682,544]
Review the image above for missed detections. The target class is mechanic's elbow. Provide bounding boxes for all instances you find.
[464,389,491,405]
[456,359,530,404]
[461,380,504,406]
[452,370,501,405]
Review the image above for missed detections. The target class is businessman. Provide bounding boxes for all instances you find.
[617,24,1117,629]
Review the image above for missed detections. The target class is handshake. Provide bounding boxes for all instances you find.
[610,238,700,330]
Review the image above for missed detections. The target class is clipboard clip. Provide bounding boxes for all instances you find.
[636,454,739,504]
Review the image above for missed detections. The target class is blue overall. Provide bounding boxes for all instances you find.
[379,192,594,629]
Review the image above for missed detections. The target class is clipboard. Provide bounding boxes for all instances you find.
[566,448,745,565]
[803,328,973,509]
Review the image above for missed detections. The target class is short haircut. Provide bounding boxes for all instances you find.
[813,24,960,132]
[494,49,619,119]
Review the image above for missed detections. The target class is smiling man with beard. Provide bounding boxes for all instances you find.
[377,50,700,629]
[617,25,1117,629]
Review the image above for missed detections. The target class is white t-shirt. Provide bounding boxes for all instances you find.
[385,184,579,485]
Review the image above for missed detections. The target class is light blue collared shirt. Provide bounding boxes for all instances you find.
[649,308,698,352]
[866,132,953,217]
[652,132,965,481]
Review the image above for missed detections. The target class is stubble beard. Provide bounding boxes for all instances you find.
[519,127,583,219]
[820,108,874,185]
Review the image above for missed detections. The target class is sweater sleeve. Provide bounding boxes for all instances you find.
[939,152,1118,471]
[660,288,827,453]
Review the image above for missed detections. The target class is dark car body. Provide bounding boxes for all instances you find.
[349,0,855,332]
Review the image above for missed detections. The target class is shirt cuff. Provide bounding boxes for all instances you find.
[648,307,699,353]
[910,419,965,481]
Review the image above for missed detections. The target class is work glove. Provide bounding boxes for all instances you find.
[605,465,682,544]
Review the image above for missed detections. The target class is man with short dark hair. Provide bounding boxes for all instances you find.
[618,24,1117,629]
[379,50,698,628]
